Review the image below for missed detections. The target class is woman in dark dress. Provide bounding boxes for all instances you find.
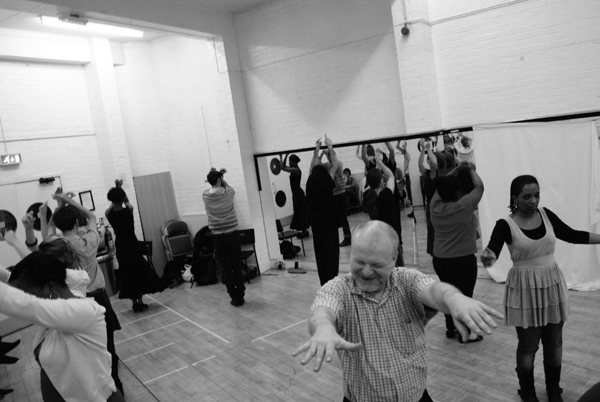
[106,180,164,312]
[282,153,308,235]
[306,137,340,285]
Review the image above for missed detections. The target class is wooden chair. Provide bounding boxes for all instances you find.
[138,240,155,270]
[238,228,260,283]
[276,216,305,257]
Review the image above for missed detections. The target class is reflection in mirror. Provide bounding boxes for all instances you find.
[257,135,475,269]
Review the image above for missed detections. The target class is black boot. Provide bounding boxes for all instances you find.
[516,368,539,402]
[544,364,563,402]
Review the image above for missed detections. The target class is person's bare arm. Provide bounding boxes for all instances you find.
[466,163,484,205]
[292,306,362,372]
[324,135,338,179]
[53,193,97,232]
[4,230,32,259]
[360,144,370,166]
[426,142,438,172]
[420,281,503,341]
[310,139,323,173]
[403,150,410,176]
[376,152,395,192]
[385,142,396,166]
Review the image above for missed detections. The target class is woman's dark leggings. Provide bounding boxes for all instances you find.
[515,322,564,372]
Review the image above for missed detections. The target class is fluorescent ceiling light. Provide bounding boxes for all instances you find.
[40,16,144,38]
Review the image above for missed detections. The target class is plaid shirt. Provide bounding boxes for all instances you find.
[312,268,437,402]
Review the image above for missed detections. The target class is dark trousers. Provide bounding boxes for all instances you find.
[405,174,413,203]
[214,231,246,300]
[432,254,477,332]
[312,223,340,286]
[343,389,433,402]
[333,192,351,240]
[515,322,564,373]
[87,288,122,394]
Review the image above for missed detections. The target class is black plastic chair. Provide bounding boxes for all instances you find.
[239,229,260,283]
[276,218,305,257]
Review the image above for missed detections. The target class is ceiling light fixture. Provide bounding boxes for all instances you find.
[40,15,144,38]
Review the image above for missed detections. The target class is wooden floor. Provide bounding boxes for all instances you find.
[1,207,600,401]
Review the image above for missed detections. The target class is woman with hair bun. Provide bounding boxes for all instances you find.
[481,175,600,402]
[106,180,164,313]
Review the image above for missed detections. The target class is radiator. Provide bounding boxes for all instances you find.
[180,213,208,236]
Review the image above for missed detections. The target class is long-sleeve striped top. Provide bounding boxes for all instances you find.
[203,186,238,234]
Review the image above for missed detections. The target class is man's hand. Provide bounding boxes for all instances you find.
[315,138,322,151]
[115,179,123,188]
[324,134,333,147]
[480,248,497,268]
[445,292,503,340]
[292,325,362,372]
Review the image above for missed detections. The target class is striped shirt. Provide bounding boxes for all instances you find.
[312,268,437,402]
[203,186,238,234]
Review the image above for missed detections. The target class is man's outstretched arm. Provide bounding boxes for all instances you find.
[420,281,504,340]
[292,306,362,372]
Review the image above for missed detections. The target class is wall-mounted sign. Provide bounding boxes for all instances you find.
[0,154,21,166]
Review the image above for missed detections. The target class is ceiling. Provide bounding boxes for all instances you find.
[164,0,268,14]
[0,0,269,42]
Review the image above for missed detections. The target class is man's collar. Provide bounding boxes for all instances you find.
[349,272,396,303]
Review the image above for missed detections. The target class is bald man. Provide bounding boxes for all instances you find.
[293,221,504,402]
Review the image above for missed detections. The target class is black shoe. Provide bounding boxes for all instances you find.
[446,329,457,339]
[114,379,124,397]
[0,389,13,396]
[132,303,144,313]
[0,339,20,355]
[141,303,149,310]
[458,334,483,344]
[0,355,18,365]
[339,239,351,247]
[407,212,414,218]
[518,389,540,402]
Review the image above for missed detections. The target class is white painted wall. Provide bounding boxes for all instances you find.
[235,0,408,154]
[428,0,600,127]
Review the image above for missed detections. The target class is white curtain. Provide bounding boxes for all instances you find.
[475,122,600,291]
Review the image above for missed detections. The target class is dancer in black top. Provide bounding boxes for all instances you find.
[307,136,340,285]
[282,154,309,236]
[106,180,164,312]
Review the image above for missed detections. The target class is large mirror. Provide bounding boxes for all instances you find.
[256,134,475,269]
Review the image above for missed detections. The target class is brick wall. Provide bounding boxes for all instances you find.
[0,60,94,140]
[429,0,600,127]
[234,0,408,154]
